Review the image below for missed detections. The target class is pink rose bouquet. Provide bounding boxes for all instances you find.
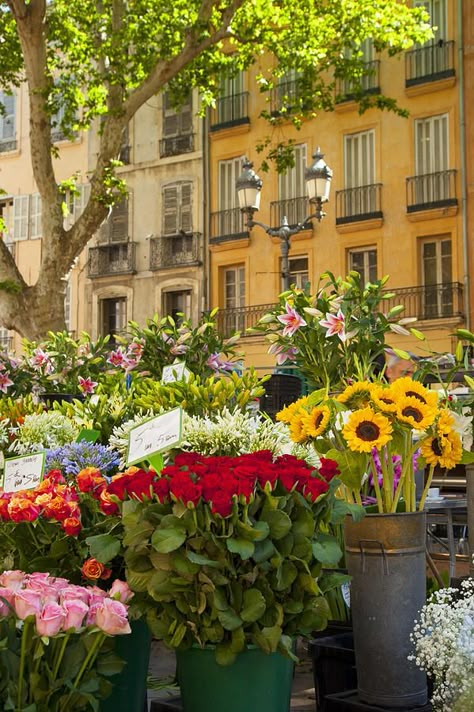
[0,570,132,711]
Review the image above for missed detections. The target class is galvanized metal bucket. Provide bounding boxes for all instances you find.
[344,511,428,708]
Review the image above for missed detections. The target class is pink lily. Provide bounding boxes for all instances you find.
[277,303,307,337]
[78,376,97,394]
[319,309,348,342]
[0,372,13,393]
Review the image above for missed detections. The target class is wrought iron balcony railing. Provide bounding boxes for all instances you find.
[336,183,383,225]
[216,304,276,337]
[0,139,17,153]
[405,40,455,87]
[383,282,463,321]
[270,196,311,229]
[88,242,136,278]
[159,133,194,158]
[336,60,381,102]
[210,92,249,130]
[210,208,247,243]
[406,169,457,213]
[150,233,201,270]
[270,78,302,115]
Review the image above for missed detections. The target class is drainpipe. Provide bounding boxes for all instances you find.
[458,0,470,330]
[202,104,210,315]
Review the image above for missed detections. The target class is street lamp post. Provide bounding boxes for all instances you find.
[236,148,332,291]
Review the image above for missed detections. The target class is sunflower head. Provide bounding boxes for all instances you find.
[288,412,309,444]
[397,396,437,431]
[436,408,455,436]
[337,381,375,410]
[370,384,398,414]
[342,406,393,453]
[420,430,462,470]
[391,377,438,408]
[302,405,330,438]
[276,396,309,424]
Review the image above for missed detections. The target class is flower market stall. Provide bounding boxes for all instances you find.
[0,289,472,711]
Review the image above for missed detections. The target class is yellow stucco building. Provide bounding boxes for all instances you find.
[208,0,468,369]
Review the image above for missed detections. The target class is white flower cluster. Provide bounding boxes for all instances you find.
[410,578,474,711]
[9,412,79,455]
[180,408,292,457]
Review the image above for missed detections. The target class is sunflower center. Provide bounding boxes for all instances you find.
[432,438,443,456]
[402,406,422,422]
[313,412,323,428]
[406,390,427,404]
[355,421,380,441]
[380,397,395,406]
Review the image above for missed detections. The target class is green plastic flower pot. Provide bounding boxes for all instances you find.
[100,619,151,712]
[176,646,294,712]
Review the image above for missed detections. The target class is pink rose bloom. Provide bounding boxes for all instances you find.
[0,587,15,616]
[85,601,101,627]
[27,572,50,584]
[63,599,89,631]
[60,585,90,605]
[95,598,131,635]
[0,570,26,591]
[36,602,65,637]
[14,589,42,619]
[108,580,134,604]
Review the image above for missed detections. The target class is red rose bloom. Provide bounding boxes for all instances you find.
[99,489,120,515]
[209,491,233,517]
[152,478,170,502]
[169,472,202,506]
[302,477,329,502]
[8,497,41,522]
[43,496,70,521]
[61,516,82,536]
[107,473,131,500]
[318,457,340,482]
[125,471,155,501]
[76,468,107,495]
[45,469,65,484]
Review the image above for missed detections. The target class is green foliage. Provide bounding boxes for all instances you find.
[256,271,412,392]
[133,370,267,417]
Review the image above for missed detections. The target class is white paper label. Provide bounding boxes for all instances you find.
[3,452,45,493]
[341,582,351,609]
[161,362,191,384]
[126,407,183,466]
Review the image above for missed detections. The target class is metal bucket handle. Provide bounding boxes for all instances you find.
[358,538,389,575]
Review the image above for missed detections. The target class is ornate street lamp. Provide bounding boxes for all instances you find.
[236,148,332,291]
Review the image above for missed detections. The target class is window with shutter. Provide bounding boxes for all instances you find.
[162,92,193,137]
[162,182,193,235]
[0,92,15,141]
[98,198,129,243]
[348,248,378,285]
[421,236,452,318]
[13,196,29,241]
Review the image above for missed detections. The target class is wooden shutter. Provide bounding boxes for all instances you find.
[30,193,42,239]
[109,199,128,243]
[163,93,179,137]
[163,185,178,235]
[13,196,29,240]
[180,183,192,233]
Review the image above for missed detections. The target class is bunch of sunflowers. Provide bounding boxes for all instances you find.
[277,376,467,513]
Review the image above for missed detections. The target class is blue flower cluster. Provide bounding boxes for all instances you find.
[45,441,121,477]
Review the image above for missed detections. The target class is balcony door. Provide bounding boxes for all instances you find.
[223,265,245,333]
[277,144,307,226]
[348,248,377,285]
[415,114,449,205]
[217,157,244,236]
[421,237,452,318]
[344,130,375,216]
[101,297,127,343]
[217,72,244,125]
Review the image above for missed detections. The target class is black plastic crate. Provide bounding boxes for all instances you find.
[309,633,357,712]
[324,690,432,711]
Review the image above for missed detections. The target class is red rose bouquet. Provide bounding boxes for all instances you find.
[89,450,350,664]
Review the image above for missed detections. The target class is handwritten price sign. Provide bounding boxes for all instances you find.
[126,407,183,466]
[3,452,45,493]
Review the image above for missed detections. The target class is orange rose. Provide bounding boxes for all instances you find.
[8,497,41,523]
[43,496,70,521]
[99,489,119,515]
[77,468,106,495]
[61,516,82,536]
[81,558,105,580]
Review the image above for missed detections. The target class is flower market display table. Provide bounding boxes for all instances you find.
[424,497,467,583]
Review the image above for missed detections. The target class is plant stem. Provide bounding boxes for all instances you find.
[52,632,70,680]
[418,465,435,511]
[369,459,383,513]
[17,619,30,712]
[59,631,106,712]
